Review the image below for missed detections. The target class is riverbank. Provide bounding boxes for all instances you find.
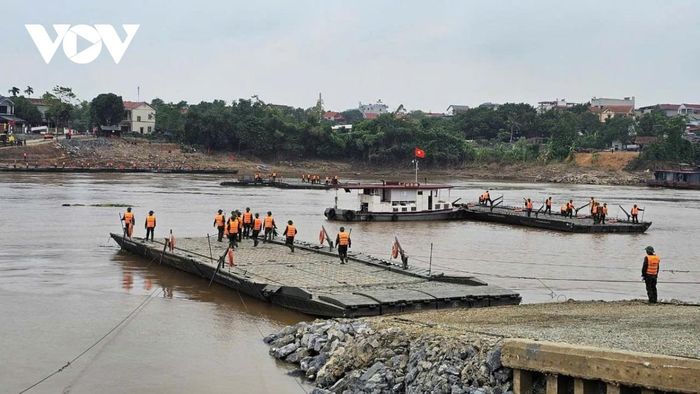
[0,137,649,185]
[265,300,699,393]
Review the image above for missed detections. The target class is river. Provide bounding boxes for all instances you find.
[1,173,698,393]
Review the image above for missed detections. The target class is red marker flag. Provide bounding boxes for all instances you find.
[414,147,425,159]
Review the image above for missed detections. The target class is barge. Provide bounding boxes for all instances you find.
[221,178,333,190]
[457,203,651,233]
[647,167,700,190]
[111,233,520,317]
[324,182,463,222]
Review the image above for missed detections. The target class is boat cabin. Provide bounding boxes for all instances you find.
[343,182,453,213]
[651,168,700,189]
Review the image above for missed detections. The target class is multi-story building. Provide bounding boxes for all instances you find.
[536,99,578,113]
[359,100,388,119]
[0,96,24,133]
[121,101,156,134]
[589,96,635,122]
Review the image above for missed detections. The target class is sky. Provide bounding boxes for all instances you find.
[1,0,699,112]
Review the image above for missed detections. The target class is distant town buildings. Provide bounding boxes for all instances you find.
[0,96,23,133]
[638,103,700,120]
[359,100,389,119]
[121,101,156,134]
[445,105,469,116]
[536,99,578,114]
[323,111,345,122]
[589,96,635,122]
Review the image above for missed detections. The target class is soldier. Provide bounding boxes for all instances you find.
[213,209,225,242]
[252,213,262,247]
[335,227,351,264]
[263,211,276,243]
[283,220,297,253]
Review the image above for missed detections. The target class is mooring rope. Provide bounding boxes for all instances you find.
[19,287,163,393]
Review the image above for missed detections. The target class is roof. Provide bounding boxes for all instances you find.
[363,113,379,120]
[446,105,469,111]
[340,182,453,190]
[682,104,700,110]
[634,136,658,145]
[27,98,48,106]
[0,115,26,122]
[123,101,153,111]
[590,105,633,114]
[0,95,14,105]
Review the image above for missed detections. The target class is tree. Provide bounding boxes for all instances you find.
[341,109,364,124]
[71,101,92,131]
[12,97,43,126]
[24,86,34,96]
[8,87,20,96]
[90,93,124,126]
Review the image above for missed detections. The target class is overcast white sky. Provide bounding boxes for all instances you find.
[2,0,698,111]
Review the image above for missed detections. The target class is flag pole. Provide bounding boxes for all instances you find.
[415,159,418,183]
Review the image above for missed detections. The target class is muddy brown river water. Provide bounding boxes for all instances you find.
[1,173,699,393]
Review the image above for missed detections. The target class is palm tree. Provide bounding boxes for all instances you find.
[24,86,34,97]
[8,87,20,97]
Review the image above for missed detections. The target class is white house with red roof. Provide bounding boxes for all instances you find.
[589,96,635,122]
[120,101,156,134]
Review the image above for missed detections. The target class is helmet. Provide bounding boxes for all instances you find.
[645,246,654,253]
[340,226,345,232]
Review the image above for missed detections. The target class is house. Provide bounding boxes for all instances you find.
[120,101,156,134]
[28,98,50,124]
[331,124,353,132]
[0,96,25,134]
[536,99,578,114]
[634,136,658,150]
[638,103,700,119]
[445,105,469,116]
[359,100,388,119]
[323,111,345,122]
[589,97,635,122]
[97,125,121,137]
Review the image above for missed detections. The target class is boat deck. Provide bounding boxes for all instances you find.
[112,234,520,317]
[459,204,651,233]
[220,179,332,190]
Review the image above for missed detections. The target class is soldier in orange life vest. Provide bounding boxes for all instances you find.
[242,207,253,238]
[144,210,156,241]
[544,197,552,215]
[122,207,134,238]
[641,246,660,303]
[251,213,262,247]
[335,227,351,264]
[631,204,643,223]
[566,200,575,218]
[263,211,276,243]
[283,220,297,253]
[227,212,239,249]
[525,198,533,217]
[600,203,608,224]
[591,202,599,224]
[213,209,225,242]
[481,190,492,206]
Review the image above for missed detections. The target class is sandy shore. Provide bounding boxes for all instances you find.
[0,137,650,185]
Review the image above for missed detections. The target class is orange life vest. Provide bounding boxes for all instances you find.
[546,199,552,207]
[567,202,573,210]
[215,214,224,227]
[602,206,608,215]
[286,225,296,237]
[243,212,252,224]
[592,205,598,214]
[631,207,639,215]
[338,231,350,246]
[264,216,274,229]
[228,218,239,234]
[146,215,156,228]
[646,255,660,275]
[253,218,262,231]
[526,201,533,209]
[124,211,134,224]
